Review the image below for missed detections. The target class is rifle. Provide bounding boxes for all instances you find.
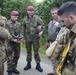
[56,34,75,75]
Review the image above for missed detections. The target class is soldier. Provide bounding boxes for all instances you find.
[6,11,23,75]
[0,8,8,62]
[46,1,76,75]
[46,7,62,48]
[46,7,62,75]
[0,8,11,75]
[23,6,44,72]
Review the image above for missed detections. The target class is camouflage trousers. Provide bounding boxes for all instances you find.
[6,42,20,71]
[0,59,4,75]
[51,59,58,74]
[25,40,40,63]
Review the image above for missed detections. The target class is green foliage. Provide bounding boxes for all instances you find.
[2,0,33,20]
[0,0,4,8]
[21,43,25,50]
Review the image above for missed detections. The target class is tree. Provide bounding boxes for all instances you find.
[0,0,4,8]
[2,0,33,21]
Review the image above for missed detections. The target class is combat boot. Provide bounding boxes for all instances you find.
[12,68,20,74]
[47,73,55,75]
[7,72,12,75]
[24,62,31,70]
[36,63,43,72]
[7,70,12,75]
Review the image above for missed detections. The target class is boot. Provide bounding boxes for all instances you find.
[24,62,31,70]
[8,72,12,75]
[47,73,55,75]
[12,68,20,74]
[36,63,43,72]
[7,70,12,75]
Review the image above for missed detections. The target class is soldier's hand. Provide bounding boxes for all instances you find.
[38,31,43,37]
[21,39,25,44]
[12,39,21,43]
[46,43,49,49]
[16,40,22,43]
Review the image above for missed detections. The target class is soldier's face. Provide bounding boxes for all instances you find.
[27,11,34,16]
[51,10,58,20]
[60,15,75,29]
[11,15,18,22]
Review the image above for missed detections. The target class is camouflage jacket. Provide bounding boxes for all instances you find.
[0,15,7,27]
[0,16,11,60]
[5,19,22,42]
[22,15,44,41]
[56,26,76,74]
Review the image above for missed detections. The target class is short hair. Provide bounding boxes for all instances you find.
[51,7,58,12]
[58,1,76,17]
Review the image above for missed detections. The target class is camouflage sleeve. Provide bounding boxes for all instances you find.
[56,26,70,45]
[5,22,12,39]
[37,16,45,32]
[17,22,22,33]
[0,26,11,40]
[2,16,7,22]
[22,18,26,38]
[5,22,11,33]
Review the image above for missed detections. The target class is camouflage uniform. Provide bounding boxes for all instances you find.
[23,15,44,63]
[5,19,21,71]
[61,25,76,75]
[0,14,11,75]
[48,26,76,75]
